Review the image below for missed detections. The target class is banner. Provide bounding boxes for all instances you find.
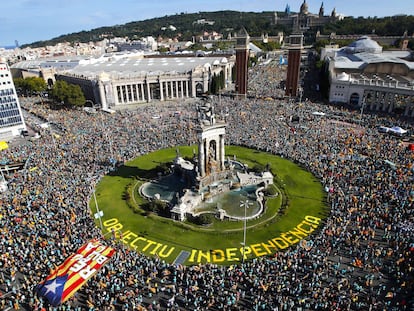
[37,239,115,306]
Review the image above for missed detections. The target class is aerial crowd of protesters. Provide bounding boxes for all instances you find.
[0,58,413,310]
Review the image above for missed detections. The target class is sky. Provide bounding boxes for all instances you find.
[1,0,412,47]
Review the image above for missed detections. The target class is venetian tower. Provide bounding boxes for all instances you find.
[285,33,304,97]
[235,28,250,97]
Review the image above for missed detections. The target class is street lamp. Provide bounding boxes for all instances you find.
[360,99,366,120]
[47,114,56,149]
[100,113,115,168]
[92,188,104,232]
[87,176,104,232]
[240,199,253,264]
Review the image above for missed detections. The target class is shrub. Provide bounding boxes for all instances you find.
[265,184,278,196]
[197,213,214,225]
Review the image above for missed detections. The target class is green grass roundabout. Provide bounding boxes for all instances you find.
[91,146,328,265]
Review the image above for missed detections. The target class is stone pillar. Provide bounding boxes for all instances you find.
[138,84,142,102]
[220,135,225,171]
[215,139,220,167]
[137,84,141,101]
[146,82,151,102]
[120,85,125,104]
[113,85,119,106]
[174,80,180,98]
[185,80,189,97]
[98,80,108,109]
[126,84,131,103]
[198,139,205,177]
[170,81,175,98]
[133,84,138,101]
[163,81,170,98]
[205,139,210,175]
[192,80,196,97]
[203,73,209,93]
[159,81,164,101]
[180,81,184,98]
[131,84,135,101]
[139,83,146,102]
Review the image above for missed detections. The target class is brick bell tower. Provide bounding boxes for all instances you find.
[285,33,304,97]
[235,27,250,97]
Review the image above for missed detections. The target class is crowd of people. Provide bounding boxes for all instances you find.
[0,59,413,311]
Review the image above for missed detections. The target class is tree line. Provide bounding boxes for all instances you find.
[14,77,85,107]
[23,11,413,49]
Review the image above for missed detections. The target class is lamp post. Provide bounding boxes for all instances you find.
[0,166,5,182]
[92,188,104,232]
[240,199,252,264]
[87,176,104,232]
[47,115,56,149]
[100,113,115,168]
[360,99,366,120]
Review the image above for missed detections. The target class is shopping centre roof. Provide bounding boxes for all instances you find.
[11,52,231,80]
[66,55,229,79]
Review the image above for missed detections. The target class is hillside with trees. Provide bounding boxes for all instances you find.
[22,11,414,49]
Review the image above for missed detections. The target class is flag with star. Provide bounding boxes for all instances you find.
[36,239,115,306]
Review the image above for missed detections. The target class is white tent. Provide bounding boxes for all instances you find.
[312,111,326,116]
[389,126,408,136]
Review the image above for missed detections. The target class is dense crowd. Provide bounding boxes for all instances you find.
[0,59,413,311]
[247,60,286,99]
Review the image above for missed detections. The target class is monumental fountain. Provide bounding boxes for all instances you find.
[140,100,274,222]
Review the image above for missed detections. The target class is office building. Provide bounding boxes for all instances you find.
[0,60,26,139]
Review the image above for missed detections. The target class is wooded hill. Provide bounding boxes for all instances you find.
[23,11,414,48]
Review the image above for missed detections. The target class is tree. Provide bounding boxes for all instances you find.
[219,71,225,89]
[264,183,278,196]
[210,73,219,94]
[187,42,207,51]
[252,40,281,51]
[13,77,47,96]
[197,213,214,225]
[50,80,85,107]
[157,46,169,53]
[66,84,86,107]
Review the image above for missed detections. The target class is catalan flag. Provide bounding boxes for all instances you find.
[37,239,115,306]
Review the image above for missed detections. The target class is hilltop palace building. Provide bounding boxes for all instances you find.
[12,52,235,109]
[273,0,341,32]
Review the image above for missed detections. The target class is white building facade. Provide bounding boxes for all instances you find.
[0,61,26,139]
[11,53,235,109]
[58,55,234,109]
[325,37,414,117]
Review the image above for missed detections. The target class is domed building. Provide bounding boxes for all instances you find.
[343,36,383,54]
[273,1,342,32]
[324,37,414,117]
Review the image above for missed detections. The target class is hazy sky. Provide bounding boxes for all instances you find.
[1,0,412,47]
